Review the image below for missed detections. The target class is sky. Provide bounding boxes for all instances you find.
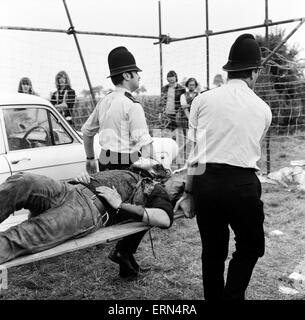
[0,0,304,98]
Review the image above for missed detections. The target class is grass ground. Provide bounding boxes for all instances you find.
[1,137,305,300]
[260,136,305,173]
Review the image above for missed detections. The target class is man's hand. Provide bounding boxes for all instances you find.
[96,186,122,209]
[174,193,196,219]
[86,159,97,174]
[74,172,92,184]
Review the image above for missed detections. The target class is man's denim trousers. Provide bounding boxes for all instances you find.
[0,172,101,264]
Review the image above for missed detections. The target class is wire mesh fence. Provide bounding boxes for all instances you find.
[66,55,305,174]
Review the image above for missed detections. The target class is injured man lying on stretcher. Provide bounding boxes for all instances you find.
[0,161,188,278]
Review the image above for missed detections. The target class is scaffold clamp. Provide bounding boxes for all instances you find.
[66,26,75,35]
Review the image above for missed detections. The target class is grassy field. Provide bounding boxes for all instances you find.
[1,137,305,300]
[260,136,305,173]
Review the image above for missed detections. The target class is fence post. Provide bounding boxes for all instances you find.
[265,0,271,174]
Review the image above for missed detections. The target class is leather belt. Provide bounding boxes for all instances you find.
[206,163,256,172]
[77,185,105,214]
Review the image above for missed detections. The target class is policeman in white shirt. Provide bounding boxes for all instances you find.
[175,34,272,300]
[81,46,155,173]
[81,46,156,278]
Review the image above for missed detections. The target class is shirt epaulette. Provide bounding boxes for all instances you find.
[125,92,140,103]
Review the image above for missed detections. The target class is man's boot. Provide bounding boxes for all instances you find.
[108,248,138,278]
[128,253,151,273]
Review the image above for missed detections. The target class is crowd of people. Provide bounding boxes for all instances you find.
[17,68,220,138]
[5,32,272,300]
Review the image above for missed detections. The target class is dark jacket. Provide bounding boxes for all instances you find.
[161,83,186,113]
[50,86,76,119]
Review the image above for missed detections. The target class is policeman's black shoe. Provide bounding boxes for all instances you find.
[108,248,138,276]
[128,253,151,273]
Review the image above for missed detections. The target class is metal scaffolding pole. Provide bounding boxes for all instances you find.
[0,26,159,40]
[205,0,210,90]
[265,0,271,174]
[158,1,163,93]
[163,17,305,43]
[62,0,96,107]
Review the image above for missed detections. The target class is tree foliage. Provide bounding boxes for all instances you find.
[255,29,305,135]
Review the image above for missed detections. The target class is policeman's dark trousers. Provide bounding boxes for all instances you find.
[192,165,265,301]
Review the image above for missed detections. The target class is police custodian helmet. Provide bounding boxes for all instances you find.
[222,34,262,72]
[107,46,142,78]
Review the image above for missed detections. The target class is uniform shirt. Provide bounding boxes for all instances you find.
[81,87,153,154]
[187,79,272,170]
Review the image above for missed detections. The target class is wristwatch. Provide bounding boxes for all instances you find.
[86,156,95,160]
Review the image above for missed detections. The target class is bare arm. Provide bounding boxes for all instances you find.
[83,134,97,174]
[141,142,157,161]
[174,140,196,218]
[173,166,196,218]
[120,204,170,228]
[96,186,170,228]
[83,134,95,158]
[142,208,170,228]
[81,102,101,173]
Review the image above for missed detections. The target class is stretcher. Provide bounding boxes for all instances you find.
[0,211,184,290]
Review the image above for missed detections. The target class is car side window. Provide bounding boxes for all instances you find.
[3,107,73,151]
[50,113,73,145]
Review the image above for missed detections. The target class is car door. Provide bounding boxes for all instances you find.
[1,104,88,181]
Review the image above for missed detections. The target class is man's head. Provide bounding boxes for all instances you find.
[185,77,198,92]
[213,74,224,87]
[223,33,262,89]
[166,70,178,86]
[110,71,141,92]
[131,158,172,183]
[107,46,142,92]
[131,158,190,216]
